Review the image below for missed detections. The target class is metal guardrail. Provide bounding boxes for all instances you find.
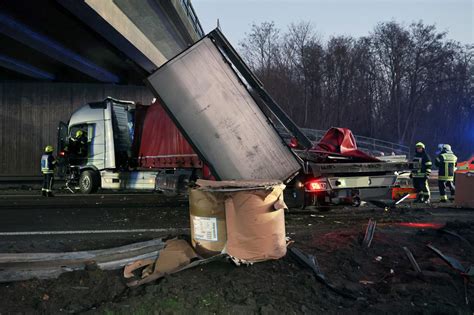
[279,127,411,157]
[179,0,205,38]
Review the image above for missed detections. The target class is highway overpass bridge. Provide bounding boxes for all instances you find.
[0,0,204,176]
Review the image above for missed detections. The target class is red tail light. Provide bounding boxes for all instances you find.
[305,179,327,192]
[59,151,65,157]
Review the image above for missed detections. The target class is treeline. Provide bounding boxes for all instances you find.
[239,21,474,159]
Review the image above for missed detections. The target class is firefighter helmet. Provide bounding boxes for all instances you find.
[44,145,54,153]
[415,142,425,149]
[75,130,84,138]
[443,144,452,152]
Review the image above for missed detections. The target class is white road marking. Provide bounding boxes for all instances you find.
[0,228,189,236]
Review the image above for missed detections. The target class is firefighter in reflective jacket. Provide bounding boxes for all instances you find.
[69,130,88,157]
[41,145,57,197]
[435,144,457,202]
[65,130,88,165]
[411,142,432,203]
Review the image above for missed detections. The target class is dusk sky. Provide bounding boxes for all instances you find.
[192,0,473,46]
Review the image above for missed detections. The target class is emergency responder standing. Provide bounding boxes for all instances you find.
[435,144,457,202]
[70,130,88,157]
[41,145,57,197]
[411,142,432,203]
[66,130,88,165]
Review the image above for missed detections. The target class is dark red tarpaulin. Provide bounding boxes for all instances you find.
[137,100,202,168]
[312,127,380,162]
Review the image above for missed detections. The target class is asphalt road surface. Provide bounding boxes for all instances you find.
[0,189,467,254]
[0,192,191,252]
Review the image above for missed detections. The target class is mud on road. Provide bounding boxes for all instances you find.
[1,201,474,314]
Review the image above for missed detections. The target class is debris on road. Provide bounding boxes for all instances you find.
[362,219,376,248]
[190,179,287,263]
[402,246,422,273]
[427,244,473,305]
[289,246,356,299]
[2,204,474,313]
[121,179,290,286]
[439,229,472,246]
[0,239,165,282]
[125,238,225,287]
[427,244,468,273]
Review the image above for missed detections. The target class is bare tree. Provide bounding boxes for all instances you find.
[239,22,280,81]
[239,21,474,158]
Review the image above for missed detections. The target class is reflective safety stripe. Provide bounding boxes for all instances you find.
[439,155,456,179]
[424,182,431,197]
[425,161,433,166]
[412,173,428,178]
[441,153,457,162]
[440,195,448,201]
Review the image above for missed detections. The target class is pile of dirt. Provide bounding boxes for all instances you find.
[1,214,474,314]
[0,269,126,313]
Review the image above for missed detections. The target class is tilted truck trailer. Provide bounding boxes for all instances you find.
[58,28,415,209]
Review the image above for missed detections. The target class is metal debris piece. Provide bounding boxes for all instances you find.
[465,265,474,277]
[289,247,356,299]
[0,239,165,282]
[395,193,413,205]
[439,229,472,247]
[426,245,473,305]
[464,277,469,305]
[426,244,466,273]
[309,253,323,278]
[362,219,377,248]
[402,247,422,273]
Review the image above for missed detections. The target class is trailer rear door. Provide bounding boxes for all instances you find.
[146,34,301,181]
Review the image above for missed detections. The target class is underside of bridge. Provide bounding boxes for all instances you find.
[0,0,203,84]
[0,0,204,175]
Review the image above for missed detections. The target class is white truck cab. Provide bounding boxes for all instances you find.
[58,98,157,193]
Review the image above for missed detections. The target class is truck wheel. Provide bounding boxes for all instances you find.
[302,193,316,209]
[79,170,100,194]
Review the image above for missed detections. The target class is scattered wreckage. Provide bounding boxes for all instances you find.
[4,30,448,307]
[57,29,415,210]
